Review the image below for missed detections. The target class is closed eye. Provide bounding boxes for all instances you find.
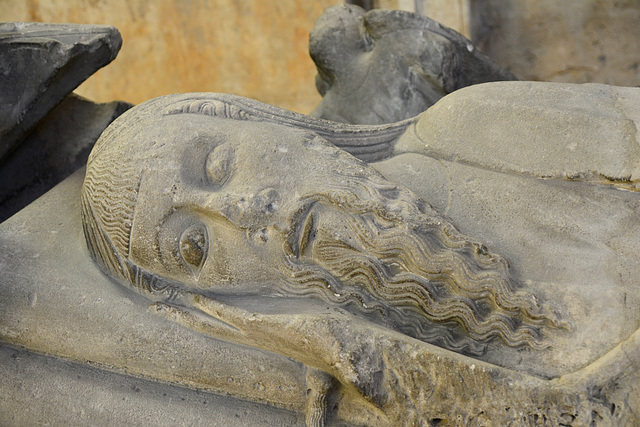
[205,143,235,187]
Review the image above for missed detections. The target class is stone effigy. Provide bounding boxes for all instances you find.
[309,5,516,124]
[1,10,639,427]
[76,83,639,425]
[81,93,560,357]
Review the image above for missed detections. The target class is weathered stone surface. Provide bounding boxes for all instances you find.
[377,0,471,36]
[3,0,637,111]
[394,81,640,184]
[0,343,304,426]
[309,5,515,124]
[1,166,637,425]
[470,0,640,86]
[0,22,122,162]
[0,93,132,223]
[0,171,311,418]
[0,4,636,425]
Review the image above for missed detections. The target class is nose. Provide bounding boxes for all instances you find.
[203,188,281,228]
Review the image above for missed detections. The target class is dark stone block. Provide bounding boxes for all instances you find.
[0,93,132,222]
[0,22,122,161]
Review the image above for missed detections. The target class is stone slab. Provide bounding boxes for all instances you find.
[0,343,303,427]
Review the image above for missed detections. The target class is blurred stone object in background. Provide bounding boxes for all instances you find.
[309,4,515,124]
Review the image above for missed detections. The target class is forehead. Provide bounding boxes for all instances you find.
[135,114,235,156]
[135,112,374,185]
[137,114,308,158]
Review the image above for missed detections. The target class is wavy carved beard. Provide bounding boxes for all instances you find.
[277,185,562,356]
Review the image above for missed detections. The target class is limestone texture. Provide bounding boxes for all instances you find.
[0,0,340,113]
[1,135,638,423]
[0,342,304,426]
[377,0,471,36]
[0,171,312,420]
[470,0,640,86]
[45,87,639,424]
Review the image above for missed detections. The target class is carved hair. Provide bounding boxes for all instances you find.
[275,154,561,354]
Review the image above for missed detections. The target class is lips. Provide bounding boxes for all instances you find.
[298,206,315,257]
[290,201,316,258]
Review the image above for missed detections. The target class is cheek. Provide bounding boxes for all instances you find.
[198,235,233,285]
[197,230,282,292]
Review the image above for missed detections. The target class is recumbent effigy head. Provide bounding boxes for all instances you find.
[81,93,560,355]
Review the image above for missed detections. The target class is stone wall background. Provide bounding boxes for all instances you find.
[469,0,640,86]
[361,0,640,87]
[378,0,470,36]
[2,0,638,113]
[0,0,340,113]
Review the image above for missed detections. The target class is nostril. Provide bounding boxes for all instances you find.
[256,188,280,215]
[250,227,269,245]
[265,202,276,213]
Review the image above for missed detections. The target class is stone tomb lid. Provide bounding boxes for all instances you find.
[0,168,638,424]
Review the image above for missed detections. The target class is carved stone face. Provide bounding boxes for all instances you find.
[127,114,365,294]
